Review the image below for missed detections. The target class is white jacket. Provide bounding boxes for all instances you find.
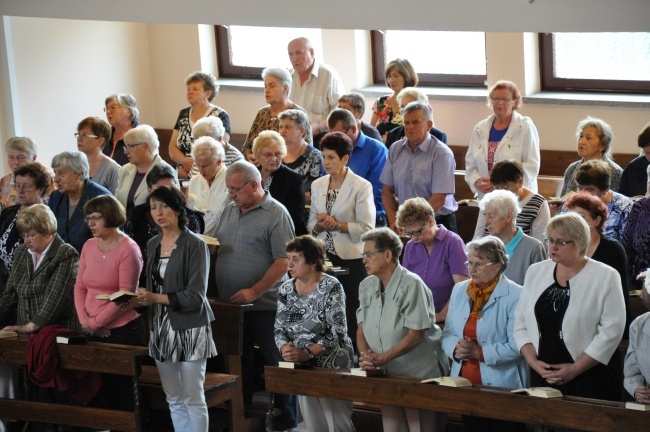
[309,169,375,260]
[514,259,625,365]
[115,155,176,208]
[465,111,540,197]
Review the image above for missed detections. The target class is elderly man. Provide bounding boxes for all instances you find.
[288,37,344,144]
[380,101,458,232]
[192,116,243,168]
[338,92,383,141]
[214,161,297,431]
[187,136,230,234]
[328,108,388,227]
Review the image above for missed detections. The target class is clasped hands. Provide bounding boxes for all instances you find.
[81,313,110,338]
[280,342,310,363]
[314,214,339,233]
[530,359,578,386]
[453,337,480,361]
[634,385,650,404]
[359,349,387,370]
[474,177,494,194]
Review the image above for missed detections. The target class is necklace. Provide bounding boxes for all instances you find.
[98,234,122,259]
[160,232,180,257]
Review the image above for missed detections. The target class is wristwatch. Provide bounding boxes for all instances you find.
[336,223,342,233]
[304,346,314,359]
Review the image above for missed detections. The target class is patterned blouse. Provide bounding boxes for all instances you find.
[372,95,402,137]
[274,274,353,369]
[622,196,650,277]
[173,105,232,156]
[284,145,324,194]
[560,156,624,196]
[604,191,633,242]
[0,210,22,271]
[242,103,309,156]
[324,189,339,255]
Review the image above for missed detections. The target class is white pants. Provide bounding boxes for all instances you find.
[381,406,446,432]
[298,395,355,432]
[156,359,209,432]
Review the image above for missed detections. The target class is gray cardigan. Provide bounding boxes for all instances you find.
[146,228,214,330]
[503,234,546,285]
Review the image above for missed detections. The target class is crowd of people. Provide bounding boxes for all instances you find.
[0,34,648,432]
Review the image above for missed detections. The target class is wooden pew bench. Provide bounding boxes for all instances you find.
[0,337,148,432]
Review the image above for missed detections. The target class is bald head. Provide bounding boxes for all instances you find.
[288,37,315,76]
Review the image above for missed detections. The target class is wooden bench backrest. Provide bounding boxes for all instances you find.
[209,300,248,357]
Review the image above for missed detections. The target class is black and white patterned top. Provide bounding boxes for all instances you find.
[173,105,232,156]
[324,189,339,255]
[284,145,324,195]
[274,274,353,369]
[0,209,22,271]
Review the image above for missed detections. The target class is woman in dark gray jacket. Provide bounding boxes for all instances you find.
[127,186,216,432]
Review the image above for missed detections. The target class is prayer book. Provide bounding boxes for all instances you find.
[0,330,18,338]
[95,290,138,303]
[511,387,563,398]
[278,361,312,369]
[625,402,650,411]
[56,335,88,345]
[421,376,472,387]
[350,367,385,377]
[197,234,220,246]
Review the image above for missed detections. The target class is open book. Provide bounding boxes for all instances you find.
[421,376,472,387]
[511,387,563,398]
[0,330,18,338]
[95,290,138,303]
[350,367,385,377]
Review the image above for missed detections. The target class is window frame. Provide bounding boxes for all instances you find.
[215,25,264,79]
[539,33,650,94]
[370,30,487,88]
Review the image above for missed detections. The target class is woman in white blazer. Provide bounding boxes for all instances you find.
[309,132,375,346]
[465,80,540,198]
[115,125,176,215]
[514,213,626,402]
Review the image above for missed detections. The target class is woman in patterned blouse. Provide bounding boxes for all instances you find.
[274,235,355,432]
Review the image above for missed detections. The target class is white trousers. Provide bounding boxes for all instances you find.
[380,406,447,432]
[298,395,355,432]
[156,358,209,432]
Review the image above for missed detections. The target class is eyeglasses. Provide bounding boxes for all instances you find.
[544,238,575,247]
[403,225,426,237]
[259,152,283,160]
[85,215,104,224]
[465,261,496,269]
[361,250,385,259]
[491,98,513,104]
[13,183,35,192]
[104,105,122,112]
[124,143,145,151]
[225,181,252,195]
[21,232,40,240]
[74,132,98,139]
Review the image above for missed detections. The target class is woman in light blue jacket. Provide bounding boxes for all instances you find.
[441,236,527,432]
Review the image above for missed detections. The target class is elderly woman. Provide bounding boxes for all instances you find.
[338,92,382,141]
[168,71,231,179]
[126,186,216,432]
[192,116,243,167]
[474,159,550,242]
[622,165,650,290]
[0,204,79,334]
[515,213,626,401]
[242,67,308,161]
[624,312,650,404]
[0,163,51,274]
[620,122,650,198]
[76,116,120,193]
[479,190,546,285]
[187,136,231,234]
[0,137,54,209]
[48,151,111,253]
[441,236,526,432]
[252,130,307,235]
[466,80,540,198]
[74,195,144,343]
[384,88,446,148]
[310,132,375,345]
[566,159,632,242]
[274,235,355,432]
[278,109,324,203]
[560,117,623,197]
[371,58,419,140]
[103,93,139,166]
[358,227,449,432]
[396,197,468,323]
[115,124,176,215]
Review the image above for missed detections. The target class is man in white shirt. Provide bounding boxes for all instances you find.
[288,37,344,144]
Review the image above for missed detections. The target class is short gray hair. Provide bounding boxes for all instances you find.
[338,92,366,116]
[278,109,312,141]
[193,116,225,141]
[402,100,432,122]
[124,124,159,154]
[52,151,90,179]
[466,236,508,272]
[192,136,225,163]
[396,87,428,107]
[361,227,403,264]
[576,116,614,159]
[262,67,292,96]
[479,190,521,219]
[105,93,139,123]
[545,213,591,256]
[226,160,262,184]
[5,137,37,158]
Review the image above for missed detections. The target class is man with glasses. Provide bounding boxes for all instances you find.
[214,160,298,432]
[328,108,388,227]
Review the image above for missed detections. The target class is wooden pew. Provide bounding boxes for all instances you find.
[138,300,250,432]
[265,366,647,432]
[0,337,148,432]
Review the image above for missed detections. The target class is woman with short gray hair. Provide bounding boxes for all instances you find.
[48,151,111,253]
[103,93,139,166]
[442,235,527,432]
[242,67,309,161]
[192,116,244,168]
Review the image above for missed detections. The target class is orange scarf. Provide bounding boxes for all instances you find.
[466,275,500,318]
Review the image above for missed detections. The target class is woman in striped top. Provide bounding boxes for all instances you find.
[473,159,550,243]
